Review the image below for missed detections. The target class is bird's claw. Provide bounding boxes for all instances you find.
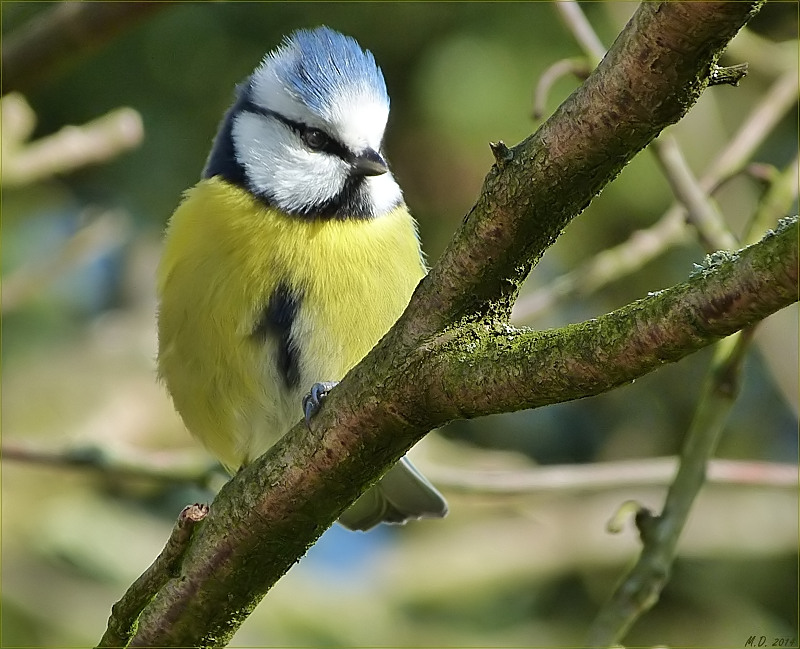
[303,381,338,429]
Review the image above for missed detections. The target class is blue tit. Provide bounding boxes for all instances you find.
[157,26,448,531]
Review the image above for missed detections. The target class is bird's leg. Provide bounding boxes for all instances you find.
[303,381,339,428]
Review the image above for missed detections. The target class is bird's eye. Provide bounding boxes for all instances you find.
[302,128,329,151]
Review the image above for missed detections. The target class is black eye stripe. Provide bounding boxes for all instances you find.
[241,100,351,161]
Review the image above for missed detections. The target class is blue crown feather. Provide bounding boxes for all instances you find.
[268,27,388,115]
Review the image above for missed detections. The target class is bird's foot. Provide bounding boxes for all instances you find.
[303,381,338,429]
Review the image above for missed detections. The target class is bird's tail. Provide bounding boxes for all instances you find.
[337,456,448,531]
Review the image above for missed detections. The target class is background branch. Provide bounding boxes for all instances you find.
[586,327,756,646]
[651,135,738,251]
[513,67,798,322]
[1,94,144,188]
[7,440,794,493]
[532,57,592,120]
[2,442,220,487]
[1,2,170,95]
[429,457,797,495]
[555,0,606,63]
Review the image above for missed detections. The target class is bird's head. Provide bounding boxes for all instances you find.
[204,26,403,219]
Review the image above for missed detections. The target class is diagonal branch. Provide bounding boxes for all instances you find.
[398,1,764,346]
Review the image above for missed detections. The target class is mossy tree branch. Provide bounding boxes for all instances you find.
[96,1,784,645]
[412,222,797,422]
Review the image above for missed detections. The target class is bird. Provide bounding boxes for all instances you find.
[156,26,448,531]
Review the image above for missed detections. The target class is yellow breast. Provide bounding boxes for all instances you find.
[157,177,425,469]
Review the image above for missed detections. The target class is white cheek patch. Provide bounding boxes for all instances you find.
[233,112,349,214]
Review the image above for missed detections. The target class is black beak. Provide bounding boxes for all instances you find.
[352,148,388,177]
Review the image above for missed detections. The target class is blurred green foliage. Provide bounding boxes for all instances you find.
[1,2,797,646]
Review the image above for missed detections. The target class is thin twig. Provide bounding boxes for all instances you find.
[3,441,220,487]
[651,135,739,251]
[586,329,756,646]
[744,162,781,186]
[555,0,607,63]
[96,503,209,648]
[746,155,799,244]
[532,57,592,119]
[709,62,749,87]
[513,67,798,323]
[428,457,797,495]
[1,94,144,187]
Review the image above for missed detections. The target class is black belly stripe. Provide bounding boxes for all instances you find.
[252,283,301,390]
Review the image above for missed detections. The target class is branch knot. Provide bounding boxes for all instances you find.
[709,62,749,87]
[489,140,514,168]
